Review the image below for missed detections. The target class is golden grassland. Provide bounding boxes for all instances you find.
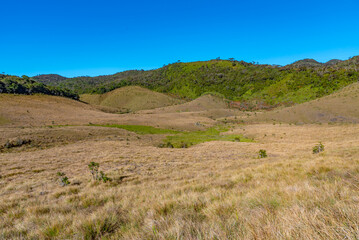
[0,94,214,131]
[139,94,229,114]
[0,115,9,125]
[253,82,359,124]
[80,86,184,113]
[1,91,359,239]
[1,123,359,239]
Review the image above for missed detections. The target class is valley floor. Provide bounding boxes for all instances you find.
[1,123,359,239]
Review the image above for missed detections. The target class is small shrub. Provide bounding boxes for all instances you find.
[88,162,111,182]
[98,171,111,183]
[258,149,267,158]
[166,142,174,148]
[313,142,324,154]
[88,162,100,180]
[57,172,70,186]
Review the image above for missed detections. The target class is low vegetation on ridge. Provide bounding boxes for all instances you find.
[33,56,359,109]
[0,74,79,100]
[2,56,359,239]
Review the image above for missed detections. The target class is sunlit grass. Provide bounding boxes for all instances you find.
[164,126,253,148]
[89,124,180,134]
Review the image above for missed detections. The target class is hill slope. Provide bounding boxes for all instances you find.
[1,74,78,100]
[32,56,359,108]
[80,86,184,112]
[252,82,359,123]
[0,94,214,130]
[140,94,228,113]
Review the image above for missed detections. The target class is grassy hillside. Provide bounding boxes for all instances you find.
[140,94,229,113]
[80,86,184,112]
[2,122,359,238]
[33,56,359,108]
[0,74,78,100]
[251,81,359,124]
[0,94,216,130]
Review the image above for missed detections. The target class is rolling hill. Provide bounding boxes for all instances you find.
[80,86,184,113]
[0,93,213,130]
[140,94,229,113]
[32,56,359,109]
[0,74,78,100]
[251,81,359,124]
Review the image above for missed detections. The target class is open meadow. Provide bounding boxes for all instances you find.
[1,90,359,239]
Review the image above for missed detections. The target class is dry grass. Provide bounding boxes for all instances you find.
[252,82,359,124]
[80,86,184,113]
[139,94,228,114]
[1,123,359,239]
[0,94,215,131]
[1,92,359,239]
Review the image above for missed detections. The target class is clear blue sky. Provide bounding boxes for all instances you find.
[1,0,359,77]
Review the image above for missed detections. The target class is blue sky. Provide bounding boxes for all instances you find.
[1,0,359,77]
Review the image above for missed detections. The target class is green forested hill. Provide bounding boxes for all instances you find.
[32,56,359,108]
[33,70,145,94]
[0,74,79,100]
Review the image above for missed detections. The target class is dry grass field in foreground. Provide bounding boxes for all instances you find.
[1,122,359,239]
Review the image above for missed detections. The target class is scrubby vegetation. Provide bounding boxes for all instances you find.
[258,149,267,158]
[313,142,325,154]
[33,56,359,108]
[88,162,111,183]
[57,172,70,186]
[0,74,79,100]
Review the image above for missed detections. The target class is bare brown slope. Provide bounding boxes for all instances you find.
[80,86,184,112]
[0,94,113,126]
[138,94,244,120]
[0,94,214,130]
[252,82,359,123]
[140,94,229,113]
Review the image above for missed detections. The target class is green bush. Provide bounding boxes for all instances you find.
[57,172,70,186]
[88,162,111,182]
[313,142,324,154]
[258,149,267,158]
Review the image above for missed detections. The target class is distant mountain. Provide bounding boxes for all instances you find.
[29,56,359,108]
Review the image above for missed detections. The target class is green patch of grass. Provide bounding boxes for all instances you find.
[89,124,180,134]
[164,126,252,148]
